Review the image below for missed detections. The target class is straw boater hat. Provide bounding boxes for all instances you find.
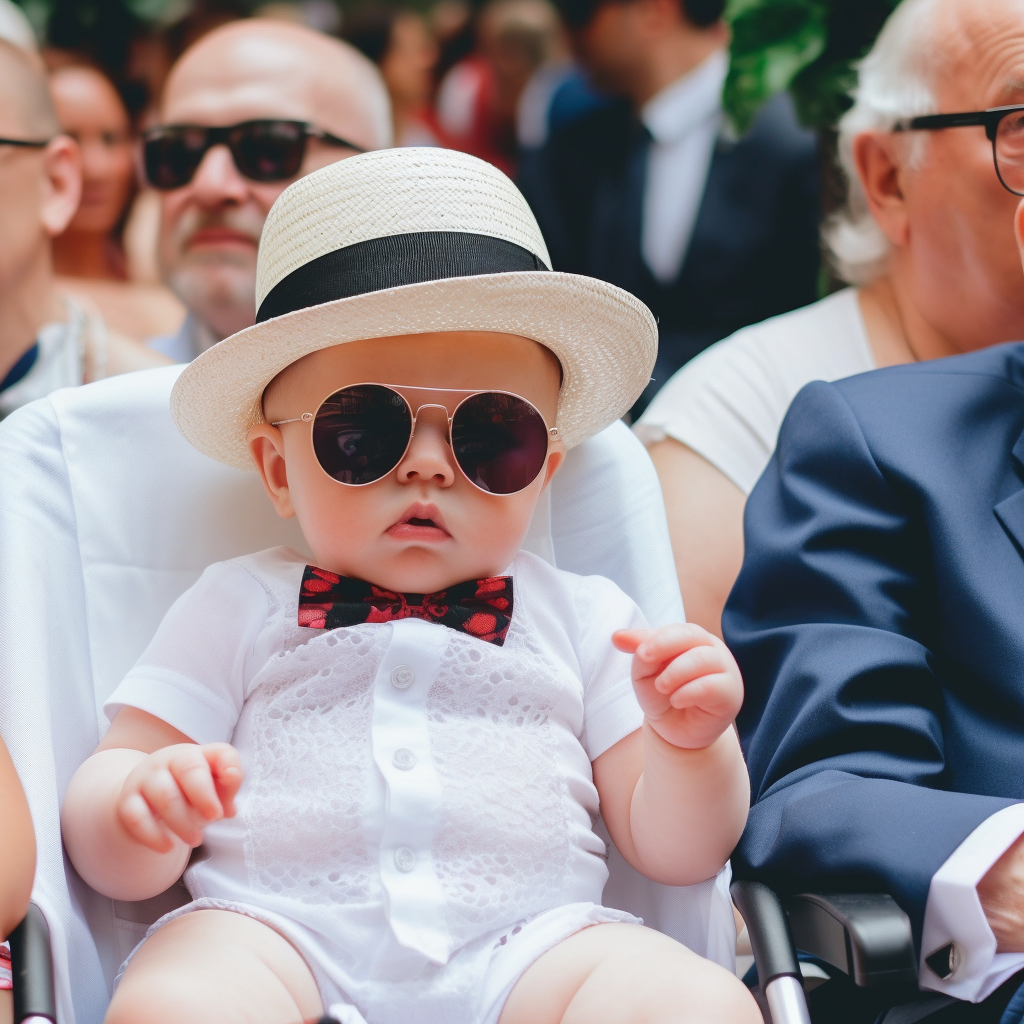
[171,148,657,470]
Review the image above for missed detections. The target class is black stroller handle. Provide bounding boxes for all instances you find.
[9,904,56,1023]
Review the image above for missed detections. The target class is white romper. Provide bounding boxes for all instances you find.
[105,547,647,1024]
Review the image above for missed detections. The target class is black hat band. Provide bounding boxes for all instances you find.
[256,230,549,324]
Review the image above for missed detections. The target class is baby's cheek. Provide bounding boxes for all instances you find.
[457,488,537,565]
[291,471,385,564]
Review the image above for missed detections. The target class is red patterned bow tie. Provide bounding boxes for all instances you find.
[298,566,513,646]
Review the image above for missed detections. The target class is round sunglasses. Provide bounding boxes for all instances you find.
[141,119,365,191]
[271,383,559,495]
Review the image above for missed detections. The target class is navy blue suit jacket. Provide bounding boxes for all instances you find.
[725,342,1024,951]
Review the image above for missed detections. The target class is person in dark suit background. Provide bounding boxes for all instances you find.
[517,0,820,409]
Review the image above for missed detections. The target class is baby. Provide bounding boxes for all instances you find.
[61,149,758,1024]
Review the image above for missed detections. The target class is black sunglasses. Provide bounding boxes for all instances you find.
[894,105,1024,196]
[0,136,51,149]
[141,119,365,190]
[272,383,558,495]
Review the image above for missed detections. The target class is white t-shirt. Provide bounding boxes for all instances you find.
[636,288,874,494]
[105,546,645,972]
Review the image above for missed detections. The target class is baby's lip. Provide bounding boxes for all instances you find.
[388,502,451,537]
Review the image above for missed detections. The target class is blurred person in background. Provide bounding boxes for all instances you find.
[0,0,34,52]
[0,39,167,421]
[145,19,391,363]
[436,0,562,174]
[638,0,1024,637]
[519,0,820,410]
[343,5,446,148]
[48,62,185,342]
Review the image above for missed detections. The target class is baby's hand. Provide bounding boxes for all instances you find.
[613,624,743,750]
[117,743,243,853]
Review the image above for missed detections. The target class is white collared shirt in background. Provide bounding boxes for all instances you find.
[639,48,728,285]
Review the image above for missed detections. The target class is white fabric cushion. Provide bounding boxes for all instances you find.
[0,365,732,1024]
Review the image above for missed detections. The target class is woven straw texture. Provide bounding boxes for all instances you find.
[256,148,551,306]
[172,149,657,469]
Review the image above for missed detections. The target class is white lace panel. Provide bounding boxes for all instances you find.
[426,618,575,948]
[244,625,387,904]
[239,611,582,952]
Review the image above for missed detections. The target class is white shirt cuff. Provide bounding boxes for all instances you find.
[920,803,1024,1002]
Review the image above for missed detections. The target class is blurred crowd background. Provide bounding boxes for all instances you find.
[0,0,906,355]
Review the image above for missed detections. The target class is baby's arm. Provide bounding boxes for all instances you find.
[0,736,34,938]
[61,707,242,901]
[594,624,749,888]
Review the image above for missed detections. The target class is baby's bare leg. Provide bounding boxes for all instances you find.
[499,923,760,1024]
[105,909,323,1024]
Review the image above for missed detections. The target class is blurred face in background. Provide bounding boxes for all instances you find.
[571,0,653,95]
[49,66,134,237]
[380,12,438,111]
[155,21,385,341]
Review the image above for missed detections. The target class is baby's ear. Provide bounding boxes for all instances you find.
[540,439,567,491]
[247,424,295,519]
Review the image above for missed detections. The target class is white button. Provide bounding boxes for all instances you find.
[394,847,416,872]
[392,748,416,771]
[390,665,415,689]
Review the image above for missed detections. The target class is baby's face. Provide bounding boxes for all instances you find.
[249,332,566,593]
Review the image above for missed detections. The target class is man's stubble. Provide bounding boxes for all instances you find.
[160,205,267,341]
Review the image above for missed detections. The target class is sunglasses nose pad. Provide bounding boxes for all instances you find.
[397,407,458,486]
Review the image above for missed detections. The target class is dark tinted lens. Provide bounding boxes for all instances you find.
[451,393,549,494]
[143,127,209,190]
[312,385,412,485]
[230,121,306,182]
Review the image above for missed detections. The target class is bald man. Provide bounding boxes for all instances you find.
[0,40,166,420]
[147,20,392,363]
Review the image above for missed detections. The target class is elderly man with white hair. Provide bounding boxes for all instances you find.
[635,0,1024,639]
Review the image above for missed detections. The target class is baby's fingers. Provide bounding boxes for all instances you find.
[612,628,655,655]
[168,747,224,823]
[663,672,739,713]
[205,743,244,819]
[633,623,721,669]
[139,765,211,847]
[652,642,729,695]
[117,791,176,853]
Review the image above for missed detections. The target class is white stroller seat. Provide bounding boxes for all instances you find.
[0,366,734,1024]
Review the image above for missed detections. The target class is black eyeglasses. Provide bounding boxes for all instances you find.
[272,383,558,495]
[894,105,1024,196]
[141,119,366,190]
[0,136,51,149]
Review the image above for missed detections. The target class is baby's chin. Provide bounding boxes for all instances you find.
[312,547,508,594]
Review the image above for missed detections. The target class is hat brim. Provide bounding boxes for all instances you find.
[171,270,658,470]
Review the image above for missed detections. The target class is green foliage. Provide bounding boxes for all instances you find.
[724,0,901,132]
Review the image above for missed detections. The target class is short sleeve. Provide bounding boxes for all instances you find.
[636,329,788,495]
[636,290,874,496]
[104,561,271,744]
[573,576,647,759]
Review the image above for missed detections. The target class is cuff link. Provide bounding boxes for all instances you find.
[925,942,961,980]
